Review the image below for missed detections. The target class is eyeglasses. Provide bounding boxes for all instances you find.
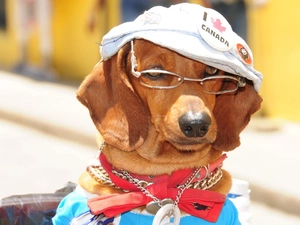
[130,41,246,94]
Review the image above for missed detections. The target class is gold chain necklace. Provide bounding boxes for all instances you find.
[87,163,223,191]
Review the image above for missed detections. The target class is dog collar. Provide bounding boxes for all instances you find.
[86,144,227,222]
[95,152,227,190]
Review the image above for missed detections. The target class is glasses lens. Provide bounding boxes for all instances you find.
[202,77,238,94]
[139,71,182,88]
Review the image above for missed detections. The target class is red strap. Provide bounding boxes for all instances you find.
[88,188,225,222]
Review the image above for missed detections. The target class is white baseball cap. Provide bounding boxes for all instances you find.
[100,3,263,91]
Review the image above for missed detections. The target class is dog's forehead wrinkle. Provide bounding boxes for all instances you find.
[140,52,171,69]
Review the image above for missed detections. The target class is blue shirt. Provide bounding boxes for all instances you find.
[52,190,241,225]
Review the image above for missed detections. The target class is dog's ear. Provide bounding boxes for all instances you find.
[213,81,262,151]
[76,44,149,151]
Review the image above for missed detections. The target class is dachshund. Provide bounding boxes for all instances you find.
[53,3,262,225]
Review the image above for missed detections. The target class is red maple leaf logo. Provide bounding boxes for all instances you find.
[211,18,226,33]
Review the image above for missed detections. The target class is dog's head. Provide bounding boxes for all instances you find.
[77,4,262,174]
[77,39,261,165]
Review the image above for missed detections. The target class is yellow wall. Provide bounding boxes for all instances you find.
[52,0,120,80]
[248,0,300,120]
[0,0,19,67]
[0,0,42,68]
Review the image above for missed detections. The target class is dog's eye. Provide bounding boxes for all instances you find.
[143,71,165,80]
[205,66,218,76]
[139,68,182,88]
[142,67,165,80]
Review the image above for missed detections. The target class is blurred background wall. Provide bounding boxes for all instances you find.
[247,0,300,121]
[0,0,120,80]
[0,0,299,121]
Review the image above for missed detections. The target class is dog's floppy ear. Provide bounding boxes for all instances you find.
[213,81,262,151]
[76,44,149,151]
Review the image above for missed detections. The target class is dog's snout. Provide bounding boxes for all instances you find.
[179,112,211,137]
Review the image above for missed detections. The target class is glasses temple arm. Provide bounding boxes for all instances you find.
[130,40,141,78]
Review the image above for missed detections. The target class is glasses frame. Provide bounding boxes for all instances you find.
[130,41,246,94]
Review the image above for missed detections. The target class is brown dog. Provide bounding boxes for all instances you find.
[53,4,262,225]
[78,39,262,193]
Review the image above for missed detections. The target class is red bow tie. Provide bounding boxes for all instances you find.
[87,153,227,223]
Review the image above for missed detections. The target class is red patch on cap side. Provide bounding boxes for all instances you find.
[236,43,252,65]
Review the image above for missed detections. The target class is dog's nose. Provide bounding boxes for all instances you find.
[179,112,211,137]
